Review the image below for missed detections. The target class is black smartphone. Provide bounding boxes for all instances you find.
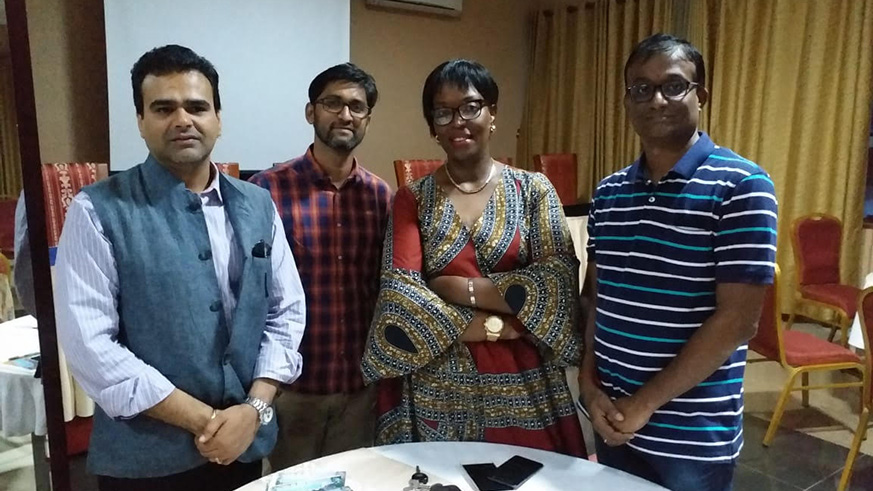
[462,463,514,491]
[489,455,544,488]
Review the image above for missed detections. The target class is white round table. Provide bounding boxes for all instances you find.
[236,441,667,491]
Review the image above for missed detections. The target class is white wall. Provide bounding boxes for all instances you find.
[105,0,350,170]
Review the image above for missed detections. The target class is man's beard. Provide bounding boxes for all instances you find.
[315,124,362,152]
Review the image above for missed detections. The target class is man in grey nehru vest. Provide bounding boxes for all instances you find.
[54,45,306,491]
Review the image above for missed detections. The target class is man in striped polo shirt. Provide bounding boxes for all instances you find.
[580,34,777,490]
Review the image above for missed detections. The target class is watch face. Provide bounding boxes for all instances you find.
[484,316,503,333]
[261,406,274,425]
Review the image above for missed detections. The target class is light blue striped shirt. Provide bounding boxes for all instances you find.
[54,166,306,419]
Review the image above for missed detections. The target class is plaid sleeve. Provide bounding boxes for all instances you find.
[714,172,778,284]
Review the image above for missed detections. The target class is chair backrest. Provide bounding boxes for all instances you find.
[393,159,443,187]
[749,265,786,365]
[792,214,842,286]
[858,287,873,406]
[533,153,578,205]
[42,163,109,248]
[215,162,240,179]
[0,197,17,258]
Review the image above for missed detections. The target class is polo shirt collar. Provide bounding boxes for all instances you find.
[626,131,716,182]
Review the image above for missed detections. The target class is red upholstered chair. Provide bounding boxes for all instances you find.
[0,196,16,259]
[215,162,240,179]
[393,159,443,187]
[40,162,108,456]
[533,153,578,205]
[749,266,864,447]
[788,214,859,345]
[41,163,109,249]
[839,287,873,490]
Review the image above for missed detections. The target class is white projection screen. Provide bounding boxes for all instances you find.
[105,0,350,171]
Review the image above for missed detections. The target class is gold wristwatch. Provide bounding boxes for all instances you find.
[484,315,505,342]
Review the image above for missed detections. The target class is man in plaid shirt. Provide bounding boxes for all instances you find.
[249,63,393,469]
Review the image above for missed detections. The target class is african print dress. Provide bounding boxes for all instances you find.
[361,167,586,457]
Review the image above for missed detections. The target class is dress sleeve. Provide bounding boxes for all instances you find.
[361,187,474,383]
[487,174,582,366]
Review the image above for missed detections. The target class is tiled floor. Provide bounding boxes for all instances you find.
[737,322,873,490]
[737,415,873,490]
[1,325,871,490]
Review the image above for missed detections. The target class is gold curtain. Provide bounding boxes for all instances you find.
[522,0,873,310]
[0,56,22,197]
[701,0,873,308]
[519,0,681,201]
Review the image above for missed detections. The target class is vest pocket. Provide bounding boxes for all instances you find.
[252,256,272,298]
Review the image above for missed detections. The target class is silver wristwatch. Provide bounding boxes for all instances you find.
[244,396,274,426]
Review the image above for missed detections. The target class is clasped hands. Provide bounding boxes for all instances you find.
[195,403,260,465]
[580,380,655,447]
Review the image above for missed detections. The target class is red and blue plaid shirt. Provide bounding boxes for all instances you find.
[250,147,393,394]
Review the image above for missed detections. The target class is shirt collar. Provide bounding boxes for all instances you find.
[626,131,716,182]
[301,145,363,188]
[199,163,223,204]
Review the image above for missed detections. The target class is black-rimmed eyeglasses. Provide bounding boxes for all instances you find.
[626,79,699,103]
[316,97,371,118]
[432,99,487,126]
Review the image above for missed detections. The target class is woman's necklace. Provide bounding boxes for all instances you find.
[445,160,495,194]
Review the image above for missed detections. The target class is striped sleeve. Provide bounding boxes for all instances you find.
[713,172,778,284]
[54,193,175,418]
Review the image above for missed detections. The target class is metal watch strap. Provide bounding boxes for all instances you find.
[244,396,269,415]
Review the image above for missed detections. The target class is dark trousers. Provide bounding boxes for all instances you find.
[97,461,261,491]
[595,438,735,491]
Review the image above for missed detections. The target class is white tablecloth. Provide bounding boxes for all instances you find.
[237,442,667,491]
[848,272,873,349]
[0,314,94,438]
[0,316,46,437]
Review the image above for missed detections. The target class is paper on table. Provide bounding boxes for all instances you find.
[0,315,38,330]
[0,322,41,364]
[244,448,453,491]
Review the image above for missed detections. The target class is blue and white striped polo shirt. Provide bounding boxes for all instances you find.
[587,132,777,462]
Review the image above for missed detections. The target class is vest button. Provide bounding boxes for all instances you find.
[209,301,221,312]
[199,250,212,261]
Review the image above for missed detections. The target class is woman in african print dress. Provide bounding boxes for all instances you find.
[361,60,585,457]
